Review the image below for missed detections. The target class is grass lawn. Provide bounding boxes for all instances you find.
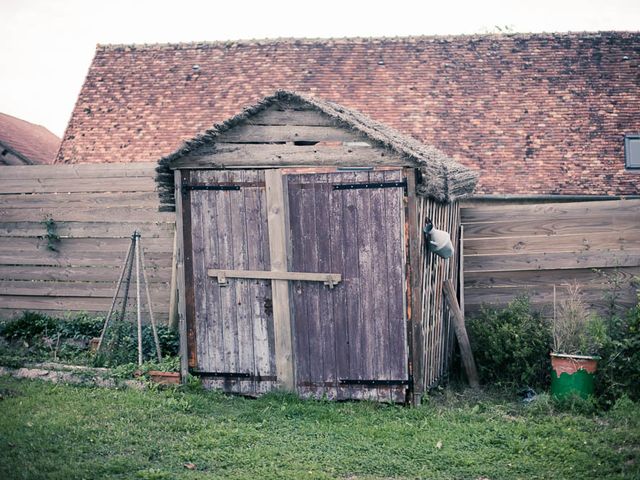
[0,377,638,480]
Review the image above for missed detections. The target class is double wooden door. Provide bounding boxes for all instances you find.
[186,168,408,401]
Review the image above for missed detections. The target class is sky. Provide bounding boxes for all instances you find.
[1,0,639,138]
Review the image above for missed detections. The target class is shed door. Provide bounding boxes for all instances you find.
[187,170,276,394]
[287,169,408,402]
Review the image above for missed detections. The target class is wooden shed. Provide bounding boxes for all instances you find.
[156,91,478,404]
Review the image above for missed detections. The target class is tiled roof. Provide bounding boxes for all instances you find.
[0,113,60,165]
[58,32,640,195]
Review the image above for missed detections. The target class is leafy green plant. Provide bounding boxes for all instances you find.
[467,296,551,389]
[93,320,179,367]
[0,311,179,368]
[42,215,60,252]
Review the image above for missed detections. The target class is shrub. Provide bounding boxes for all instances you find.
[467,296,551,389]
[596,304,640,406]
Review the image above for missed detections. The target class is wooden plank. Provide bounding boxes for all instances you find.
[0,206,168,222]
[464,285,638,312]
[265,169,295,391]
[0,251,172,268]
[0,177,158,194]
[0,162,156,180]
[193,171,224,381]
[0,280,169,300]
[0,237,173,254]
[287,177,310,392]
[0,294,169,315]
[369,171,388,401]
[0,307,169,323]
[248,107,335,126]
[243,172,273,391]
[188,175,211,375]
[464,250,640,273]
[462,216,639,238]
[405,169,424,402]
[357,171,376,395]
[465,266,640,289]
[328,174,349,400]
[443,279,479,388]
[0,221,175,239]
[171,144,409,169]
[459,224,465,319]
[0,265,170,283]
[174,169,189,382]
[230,170,254,393]
[464,230,640,255]
[383,170,407,386]
[0,191,161,209]
[461,199,640,223]
[341,171,368,400]
[302,177,323,393]
[168,230,179,330]
[214,171,240,391]
[207,269,341,284]
[214,125,362,143]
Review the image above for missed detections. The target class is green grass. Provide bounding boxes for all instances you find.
[0,378,638,479]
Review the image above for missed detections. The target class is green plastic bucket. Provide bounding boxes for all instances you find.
[550,353,599,399]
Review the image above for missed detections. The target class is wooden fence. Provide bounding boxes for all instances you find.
[461,199,640,316]
[0,163,175,321]
[2,163,638,326]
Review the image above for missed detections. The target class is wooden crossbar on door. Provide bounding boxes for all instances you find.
[207,269,342,288]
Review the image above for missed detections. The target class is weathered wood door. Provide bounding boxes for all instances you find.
[287,169,408,402]
[187,168,408,401]
[187,170,276,395]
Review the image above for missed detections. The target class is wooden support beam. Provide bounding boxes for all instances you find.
[265,169,296,391]
[168,229,179,331]
[443,279,479,388]
[405,169,424,405]
[207,268,341,288]
[173,170,189,383]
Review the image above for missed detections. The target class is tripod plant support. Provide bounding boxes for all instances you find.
[95,231,163,365]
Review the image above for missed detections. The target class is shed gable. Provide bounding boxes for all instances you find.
[156,91,478,211]
[169,103,410,170]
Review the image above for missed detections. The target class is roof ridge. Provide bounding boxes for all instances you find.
[96,30,638,50]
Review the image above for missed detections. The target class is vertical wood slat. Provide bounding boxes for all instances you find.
[329,179,349,400]
[265,169,296,391]
[173,170,189,382]
[406,169,424,404]
[314,176,337,399]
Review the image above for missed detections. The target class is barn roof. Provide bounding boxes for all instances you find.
[0,112,60,165]
[57,32,640,196]
[155,90,479,210]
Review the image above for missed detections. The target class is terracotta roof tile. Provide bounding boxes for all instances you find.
[0,113,60,165]
[58,32,640,195]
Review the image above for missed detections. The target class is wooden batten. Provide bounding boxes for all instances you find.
[405,168,424,405]
[264,170,296,391]
[173,170,189,382]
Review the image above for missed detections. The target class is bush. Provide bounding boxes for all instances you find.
[596,304,640,407]
[467,296,551,389]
